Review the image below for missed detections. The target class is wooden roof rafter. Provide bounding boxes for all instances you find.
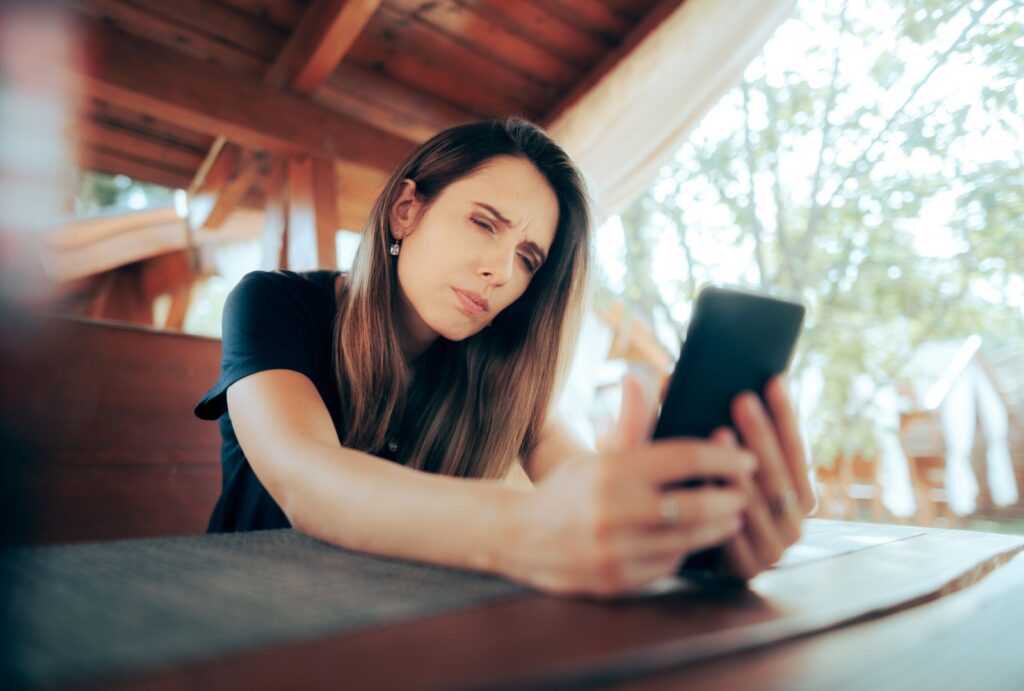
[72,20,411,166]
[187,0,386,233]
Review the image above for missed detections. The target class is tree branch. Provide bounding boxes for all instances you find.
[814,0,1002,213]
[742,78,770,287]
[794,2,849,272]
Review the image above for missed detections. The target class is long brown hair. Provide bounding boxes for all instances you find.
[332,117,591,478]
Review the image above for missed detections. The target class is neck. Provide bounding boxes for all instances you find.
[394,291,437,364]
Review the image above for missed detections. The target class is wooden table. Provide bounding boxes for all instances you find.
[6,520,1023,691]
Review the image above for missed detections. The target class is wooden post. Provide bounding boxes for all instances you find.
[313,158,338,269]
[260,158,288,271]
[286,156,318,271]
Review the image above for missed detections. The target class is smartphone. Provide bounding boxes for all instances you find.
[653,285,806,578]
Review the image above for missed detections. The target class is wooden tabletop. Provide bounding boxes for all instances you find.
[10,520,1022,691]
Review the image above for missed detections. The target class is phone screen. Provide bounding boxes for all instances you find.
[653,285,805,577]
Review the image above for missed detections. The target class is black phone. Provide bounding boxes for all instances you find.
[652,285,806,579]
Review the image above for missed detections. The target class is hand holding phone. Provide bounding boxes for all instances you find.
[652,286,807,579]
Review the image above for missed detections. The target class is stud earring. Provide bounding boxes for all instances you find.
[389,240,400,256]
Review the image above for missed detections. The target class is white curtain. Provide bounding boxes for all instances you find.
[547,0,797,219]
[940,365,980,515]
[973,361,1018,506]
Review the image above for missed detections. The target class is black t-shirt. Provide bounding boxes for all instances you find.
[194,269,400,533]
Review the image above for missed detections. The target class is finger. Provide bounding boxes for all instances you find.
[610,373,658,453]
[765,376,816,514]
[738,472,790,566]
[732,392,802,544]
[612,515,743,562]
[721,534,761,581]
[711,426,739,448]
[627,487,746,530]
[638,441,756,488]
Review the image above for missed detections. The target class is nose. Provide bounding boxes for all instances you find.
[478,239,517,285]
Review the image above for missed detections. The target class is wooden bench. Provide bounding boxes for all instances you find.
[0,312,222,544]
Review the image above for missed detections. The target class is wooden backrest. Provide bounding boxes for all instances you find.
[0,312,222,544]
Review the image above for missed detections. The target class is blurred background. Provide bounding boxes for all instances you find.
[1,0,1021,539]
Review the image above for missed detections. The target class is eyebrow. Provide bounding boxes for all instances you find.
[472,201,548,266]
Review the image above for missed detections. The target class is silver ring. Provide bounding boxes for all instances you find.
[768,489,798,519]
[658,496,680,526]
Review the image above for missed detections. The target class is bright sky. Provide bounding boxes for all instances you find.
[594,0,1024,352]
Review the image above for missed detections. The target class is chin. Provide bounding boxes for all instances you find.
[432,320,485,342]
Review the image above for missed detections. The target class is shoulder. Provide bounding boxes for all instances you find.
[222,270,342,335]
[230,269,342,306]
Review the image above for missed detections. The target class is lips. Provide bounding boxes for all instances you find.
[453,288,488,316]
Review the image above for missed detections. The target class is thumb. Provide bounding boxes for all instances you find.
[610,367,659,453]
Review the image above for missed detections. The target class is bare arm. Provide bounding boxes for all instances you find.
[521,412,594,483]
[227,369,524,574]
[229,369,753,596]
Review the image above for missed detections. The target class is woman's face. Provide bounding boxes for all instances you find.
[390,155,559,353]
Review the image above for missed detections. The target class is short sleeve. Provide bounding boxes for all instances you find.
[194,271,319,420]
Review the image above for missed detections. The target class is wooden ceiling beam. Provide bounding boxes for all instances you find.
[76,145,195,191]
[75,119,207,173]
[317,65,472,144]
[186,0,383,233]
[543,0,685,125]
[73,18,414,168]
[187,144,269,232]
[266,0,383,94]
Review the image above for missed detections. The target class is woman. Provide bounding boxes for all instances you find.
[195,118,815,597]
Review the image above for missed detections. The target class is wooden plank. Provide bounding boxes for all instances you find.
[139,249,198,303]
[188,144,268,231]
[385,0,583,87]
[164,283,193,331]
[598,0,661,19]
[260,157,288,270]
[39,214,189,284]
[350,4,554,116]
[76,145,194,190]
[285,156,319,270]
[187,0,384,232]
[64,0,269,78]
[317,64,472,143]
[266,0,383,93]
[187,136,228,197]
[75,119,207,173]
[203,151,268,229]
[122,0,288,63]
[0,314,223,543]
[84,98,218,152]
[218,0,308,30]
[187,143,236,231]
[330,158,385,231]
[42,206,181,251]
[71,18,416,169]
[546,0,634,38]
[544,0,686,124]
[471,0,612,68]
[349,23,522,117]
[313,157,339,269]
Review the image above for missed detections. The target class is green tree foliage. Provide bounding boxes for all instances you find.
[611,0,1023,465]
[74,171,176,216]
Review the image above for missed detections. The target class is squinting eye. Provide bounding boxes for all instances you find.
[471,217,495,234]
[519,255,536,273]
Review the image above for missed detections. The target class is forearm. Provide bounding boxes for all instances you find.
[280,442,528,575]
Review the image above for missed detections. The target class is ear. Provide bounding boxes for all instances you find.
[389,179,421,241]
